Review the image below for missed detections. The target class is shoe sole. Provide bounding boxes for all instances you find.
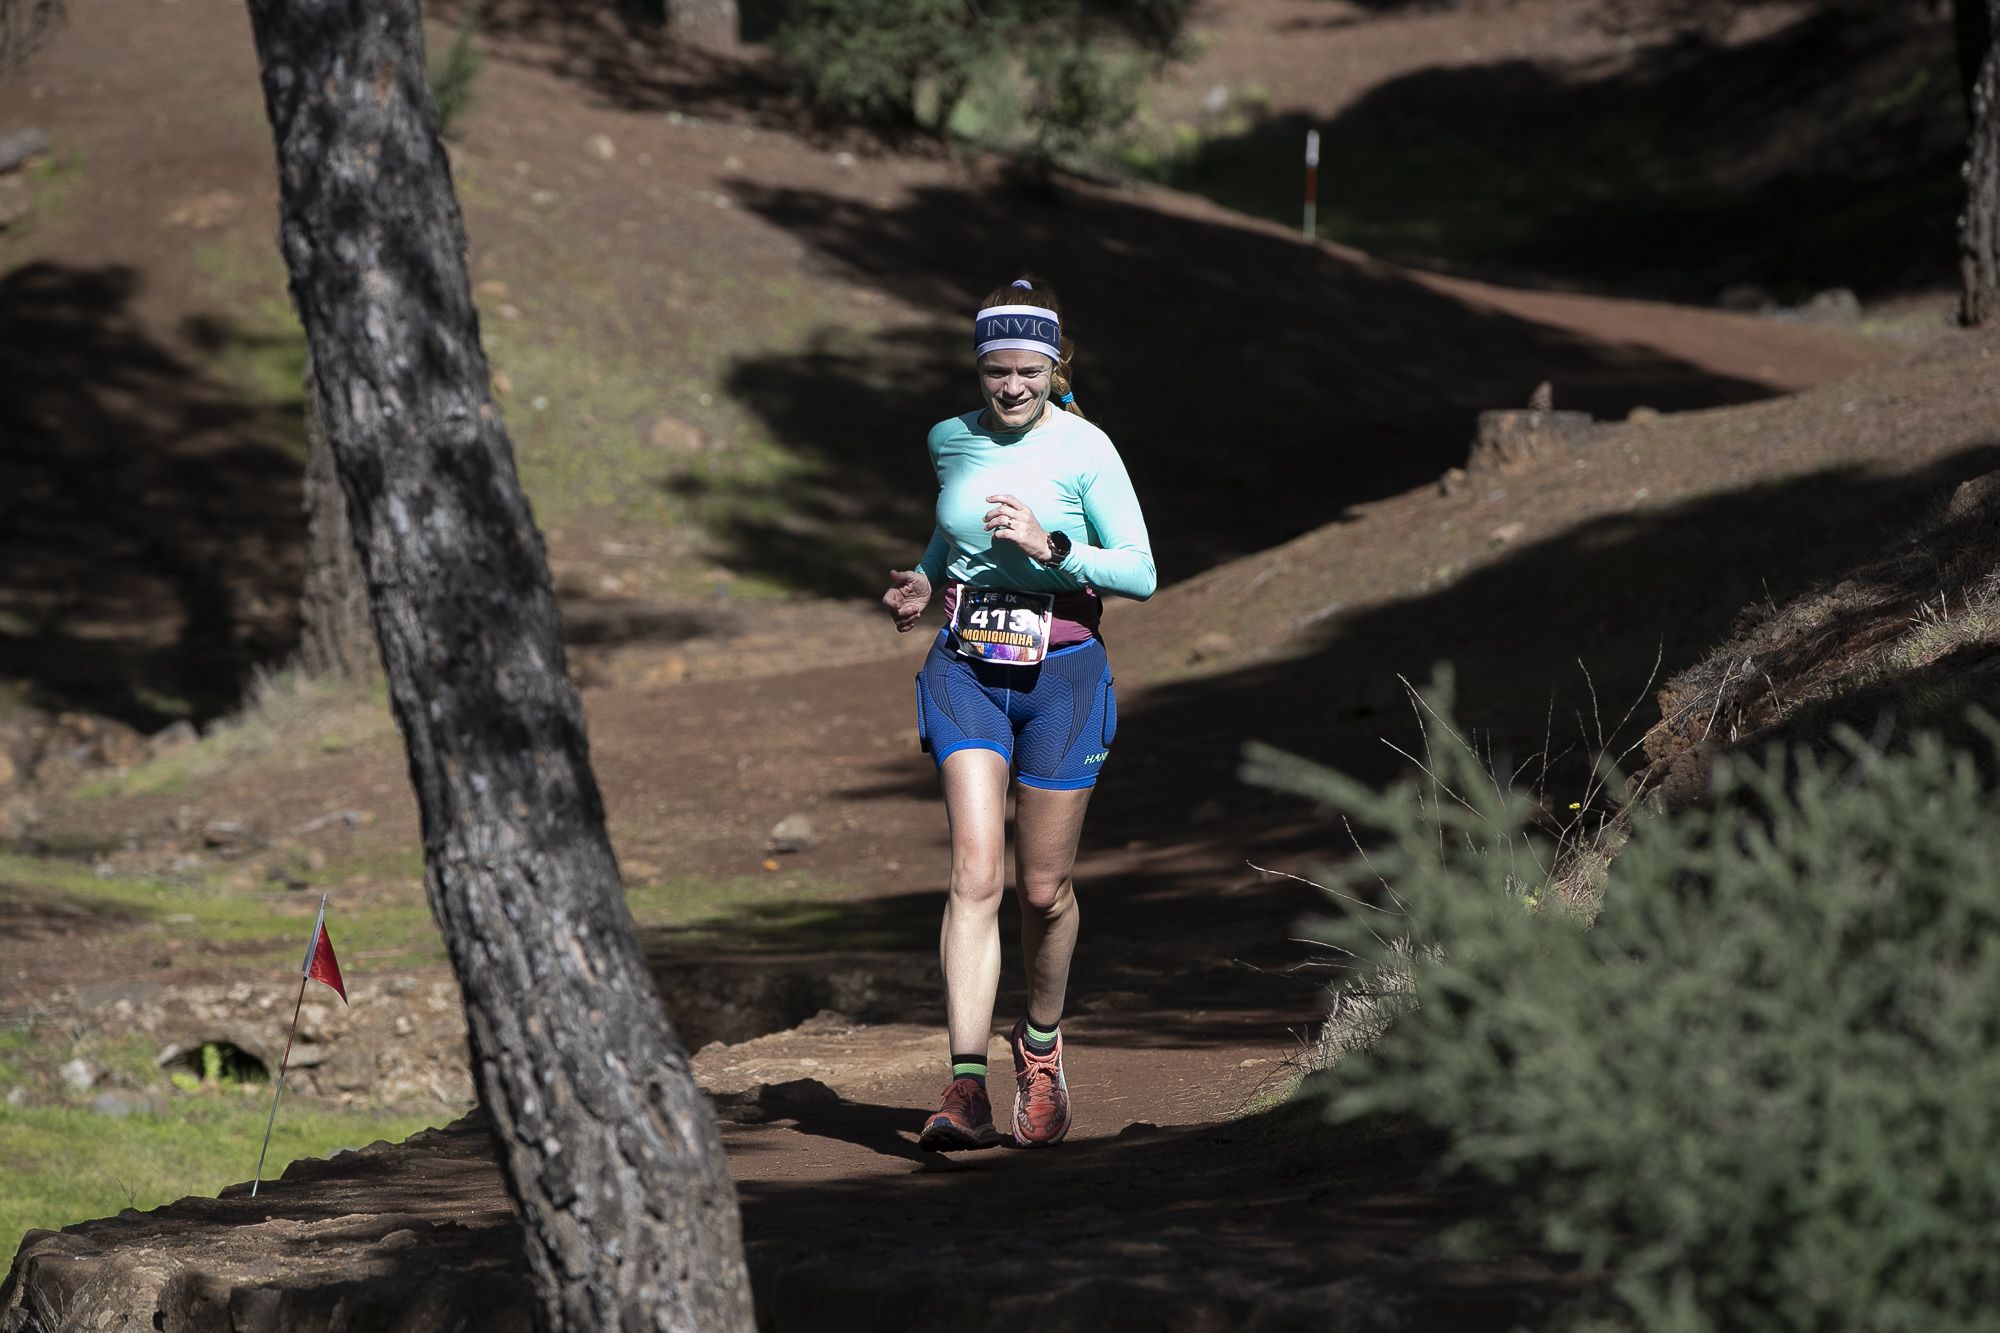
[919,1119,1002,1152]
[1011,1116,1070,1147]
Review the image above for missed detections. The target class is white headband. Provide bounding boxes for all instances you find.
[973,303,1061,361]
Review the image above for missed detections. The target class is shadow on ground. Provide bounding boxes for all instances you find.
[1,1115,535,1330]
[736,1104,1565,1332]
[4,1101,1566,1332]
[444,0,799,125]
[1158,4,1965,302]
[621,439,2000,1070]
[1097,443,2000,852]
[638,865,1339,1054]
[717,168,1787,597]
[0,263,306,728]
[809,442,2000,874]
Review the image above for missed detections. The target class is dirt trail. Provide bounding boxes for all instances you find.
[0,636,1473,1330]
[0,0,1970,1325]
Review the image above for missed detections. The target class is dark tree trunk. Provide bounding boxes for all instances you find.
[239,4,754,1330]
[1963,0,2000,325]
[295,351,377,681]
[0,0,64,72]
[1956,0,1992,115]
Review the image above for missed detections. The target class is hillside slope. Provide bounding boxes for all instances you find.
[1103,328,2000,811]
[1150,0,1964,301]
[0,0,1877,734]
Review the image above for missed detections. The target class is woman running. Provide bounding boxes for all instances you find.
[881,277,1156,1150]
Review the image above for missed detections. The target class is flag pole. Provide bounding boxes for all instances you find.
[1303,128,1320,240]
[252,893,327,1199]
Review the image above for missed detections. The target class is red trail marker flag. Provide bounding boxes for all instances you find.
[252,894,350,1197]
[304,905,347,1003]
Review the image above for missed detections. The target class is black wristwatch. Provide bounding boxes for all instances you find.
[1038,531,1072,569]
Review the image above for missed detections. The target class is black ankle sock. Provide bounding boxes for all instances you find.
[950,1053,987,1085]
[1022,1017,1060,1056]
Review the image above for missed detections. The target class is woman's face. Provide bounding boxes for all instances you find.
[978,350,1054,430]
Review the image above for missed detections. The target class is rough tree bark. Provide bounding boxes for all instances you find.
[1962,0,2000,325]
[295,351,378,681]
[0,0,63,72]
[239,3,754,1329]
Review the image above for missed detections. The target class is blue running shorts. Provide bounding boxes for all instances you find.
[916,632,1118,790]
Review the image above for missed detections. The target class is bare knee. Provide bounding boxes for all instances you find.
[1019,874,1074,920]
[950,852,1006,909]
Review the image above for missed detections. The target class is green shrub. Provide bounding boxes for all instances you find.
[1024,39,1143,163]
[773,0,986,129]
[773,0,1184,162]
[429,3,484,140]
[1247,710,2000,1332]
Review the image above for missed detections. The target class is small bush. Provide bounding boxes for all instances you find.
[773,0,1185,164]
[773,0,987,129]
[1024,39,1144,163]
[429,3,485,141]
[1249,709,2000,1332]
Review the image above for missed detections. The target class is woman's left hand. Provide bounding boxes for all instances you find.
[984,494,1053,563]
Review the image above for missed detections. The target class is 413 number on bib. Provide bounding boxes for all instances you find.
[952,588,1055,665]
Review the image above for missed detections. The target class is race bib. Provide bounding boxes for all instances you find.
[951,588,1055,665]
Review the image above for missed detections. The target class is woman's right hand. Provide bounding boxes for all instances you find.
[882,569,932,632]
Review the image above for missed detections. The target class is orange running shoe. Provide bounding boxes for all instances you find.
[1009,1018,1071,1146]
[918,1075,1002,1151]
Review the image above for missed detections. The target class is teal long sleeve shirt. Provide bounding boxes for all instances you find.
[915,409,1156,600]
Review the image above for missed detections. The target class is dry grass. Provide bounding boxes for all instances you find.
[77,668,393,802]
[1636,472,2000,805]
[1886,573,2000,674]
[1298,467,2000,1078]
[1273,668,1658,1077]
[1307,938,1421,1074]
[1390,666,1656,922]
